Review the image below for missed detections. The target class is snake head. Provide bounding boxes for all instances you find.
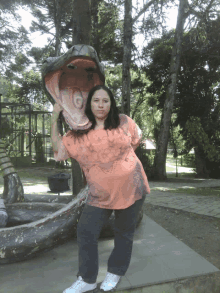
[41,45,105,130]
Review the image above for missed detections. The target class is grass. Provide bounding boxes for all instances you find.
[0,170,48,181]
[166,155,182,165]
[166,153,195,168]
[152,155,220,196]
[167,172,196,179]
[0,166,71,180]
[1,154,219,198]
[166,154,196,178]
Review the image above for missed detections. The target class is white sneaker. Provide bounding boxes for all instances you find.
[63,276,97,293]
[100,272,121,292]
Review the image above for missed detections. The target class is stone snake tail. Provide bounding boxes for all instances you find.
[0,139,24,204]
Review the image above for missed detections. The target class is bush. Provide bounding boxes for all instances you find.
[205,160,220,179]
[135,144,155,179]
[182,153,196,168]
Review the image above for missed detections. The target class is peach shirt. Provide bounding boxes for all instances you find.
[54,114,150,209]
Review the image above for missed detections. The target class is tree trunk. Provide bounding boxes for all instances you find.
[194,147,209,178]
[91,0,101,60]
[21,127,24,157]
[153,0,187,180]
[121,0,132,116]
[71,0,91,195]
[54,0,62,56]
[72,0,91,45]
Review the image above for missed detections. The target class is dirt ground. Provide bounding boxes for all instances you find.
[1,167,220,271]
[142,203,220,270]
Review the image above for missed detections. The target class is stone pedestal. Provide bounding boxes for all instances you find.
[0,198,8,228]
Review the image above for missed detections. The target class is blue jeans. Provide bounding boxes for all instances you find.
[76,194,146,284]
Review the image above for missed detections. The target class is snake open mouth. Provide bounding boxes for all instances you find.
[42,45,105,130]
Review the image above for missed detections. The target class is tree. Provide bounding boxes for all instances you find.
[152,0,188,180]
[69,0,92,194]
[27,0,123,66]
[72,0,91,45]
[0,3,31,80]
[175,16,220,177]
[5,70,50,108]
[148,0,220,180]
[143,14,220,178]
[29,0,74,55]
[121,0,132,116]
[90,0,123,64]
[121,0,169,116]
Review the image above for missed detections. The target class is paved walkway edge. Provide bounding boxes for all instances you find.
[115,271,220,293]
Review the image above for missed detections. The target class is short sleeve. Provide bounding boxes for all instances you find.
[126,115,143,150]
[54,139,70,161]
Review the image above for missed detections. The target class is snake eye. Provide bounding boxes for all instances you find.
[85,67,96,72]
[67,64,77,69]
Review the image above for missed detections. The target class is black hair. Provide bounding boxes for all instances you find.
[67,84,120,139]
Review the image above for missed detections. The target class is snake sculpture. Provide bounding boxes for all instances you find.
[0,45,143,264]
[0,139,24,227]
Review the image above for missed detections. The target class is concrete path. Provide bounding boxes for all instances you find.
[0,212,219,293]
[147,178,220,218]
[145,191,220,218]
[0,175,220,293]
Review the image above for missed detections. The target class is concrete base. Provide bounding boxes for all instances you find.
[116,272,220,293]
[0,214,219,293]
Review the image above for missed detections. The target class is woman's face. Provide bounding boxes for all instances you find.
[91,89,111,122]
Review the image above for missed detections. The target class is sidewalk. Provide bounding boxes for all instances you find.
[147,177,220,218]
[1,176,220,293]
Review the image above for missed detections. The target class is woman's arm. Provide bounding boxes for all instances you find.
[125,115,143,151]
[51,103,63,152]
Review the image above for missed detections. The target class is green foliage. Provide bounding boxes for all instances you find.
[185,117,220,162]
[29,0,74,49]
[142,30,174,109]
[105,64,123,103]
[8,52,31,73]
[6,70,50,108]
[0,75,10,96]
[131,68,161,142]
[135,144,155,179]
[0,117,12,139]
[142,15,220,177]
[0,8,31,79]
[28,46,55,66]
[105,63,158,141]
[35,133,46,163]
[27,0,123,65]
[182,153,196,168]
[93,0,123,64]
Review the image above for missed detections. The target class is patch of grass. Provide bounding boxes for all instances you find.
[0,170,46,181]
[0,170,50,182]
[19,171,48,181]
[167,172,196,179]
[166,153,195,168]
[166,165,176,172]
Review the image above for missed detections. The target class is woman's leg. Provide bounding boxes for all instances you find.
[77,204,112,284]
[107,195,146,276]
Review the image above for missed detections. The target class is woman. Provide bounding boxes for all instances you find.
[51,85,151,293]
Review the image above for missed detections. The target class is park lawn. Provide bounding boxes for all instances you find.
[0,170,47,182]
[166,165,176,172]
